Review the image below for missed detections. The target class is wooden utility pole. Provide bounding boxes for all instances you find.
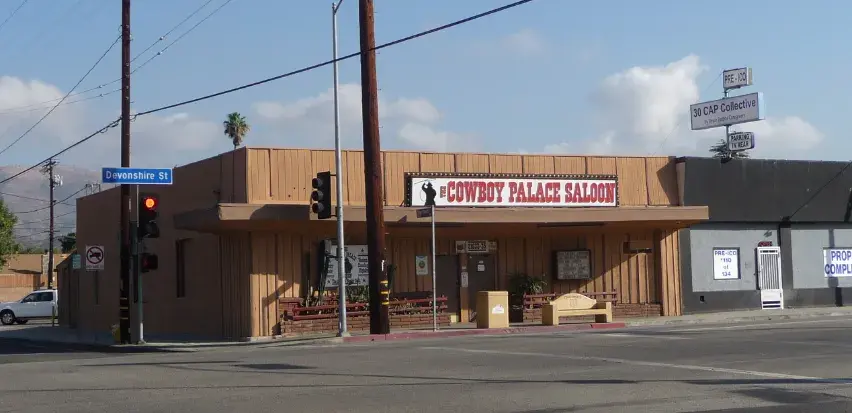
[43,158,58,289]
[118,0,132,344]
[358,0,389,334]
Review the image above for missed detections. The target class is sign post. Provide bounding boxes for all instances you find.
[417,206,438,331]
[690,67,761,158]
[102,167,173,345]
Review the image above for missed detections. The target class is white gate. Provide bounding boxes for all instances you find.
[756,247,784,309]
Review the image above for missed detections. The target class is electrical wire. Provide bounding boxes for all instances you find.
[0,0,29,36]
[11,186,87,214]
[0,34,121,157]
[136,0,535,117]
[16,210,76,226]
[0,89,119,117]
[0,0,226,115]
[0,0,536,187]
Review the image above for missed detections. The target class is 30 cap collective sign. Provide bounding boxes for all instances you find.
[404,173,619,208]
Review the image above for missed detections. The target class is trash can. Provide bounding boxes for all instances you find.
[476,291,510,329]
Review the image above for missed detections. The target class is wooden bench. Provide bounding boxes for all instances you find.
[541,293,613,325]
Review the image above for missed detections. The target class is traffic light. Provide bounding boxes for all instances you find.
[140,252,158,273]
[138,193,160,240]
[311,171,332,219]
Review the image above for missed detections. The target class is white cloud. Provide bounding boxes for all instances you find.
[253,83,473,152]
[502,29,546,56]
[542,55,825,159]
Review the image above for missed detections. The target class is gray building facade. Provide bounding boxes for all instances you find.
[677,157,852,314]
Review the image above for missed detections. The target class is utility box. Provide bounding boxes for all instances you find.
[476,291,509,329]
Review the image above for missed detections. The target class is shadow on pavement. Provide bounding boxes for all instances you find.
[0,338,177,354]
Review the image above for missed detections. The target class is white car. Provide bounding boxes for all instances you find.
[0,289,58,325]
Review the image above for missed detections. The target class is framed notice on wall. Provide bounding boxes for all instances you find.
[553,250,592,280]
[713,247,740,280]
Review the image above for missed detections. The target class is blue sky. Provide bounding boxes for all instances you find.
[0,0,846,169]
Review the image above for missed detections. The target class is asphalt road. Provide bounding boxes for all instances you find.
[4,318,852,412]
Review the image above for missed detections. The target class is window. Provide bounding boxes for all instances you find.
[176,239,188,298]
[21,294,36,303]
[37,292,53,302]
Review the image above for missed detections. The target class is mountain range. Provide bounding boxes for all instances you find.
[0,165,105,249]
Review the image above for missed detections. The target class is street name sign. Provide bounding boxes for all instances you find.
[690,92,764,131]
[728,132,755,151]
[723,67,753,90]
[102,167,173,185]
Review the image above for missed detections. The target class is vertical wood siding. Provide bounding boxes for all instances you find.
[245,149,680,207]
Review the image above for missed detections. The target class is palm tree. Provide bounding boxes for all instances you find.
[223,112,250,201]
[709,138,749,159]
[223,112,250,150]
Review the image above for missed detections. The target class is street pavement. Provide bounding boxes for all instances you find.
[3,318,852,412]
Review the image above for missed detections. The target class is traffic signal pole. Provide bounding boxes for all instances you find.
[132,184,144,344]
[358,0,390,335]
[118,0,132,344]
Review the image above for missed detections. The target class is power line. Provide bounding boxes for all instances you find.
[0,34,121,157]
[16,210,76,225]
[137,0,536,116]
[0,89,119,117]
[11,186,86,214]
[0,0,29,36]
[0,0,536,187]
[0,0,227,115]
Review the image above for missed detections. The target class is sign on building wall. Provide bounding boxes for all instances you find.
[405,173,618,208]
[324,245,369,288]
[824,248,852,277]
[554,250,592,280]
[415,256,429,276]
[713,248,740,280]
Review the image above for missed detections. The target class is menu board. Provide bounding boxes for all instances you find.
[554,250,592,280]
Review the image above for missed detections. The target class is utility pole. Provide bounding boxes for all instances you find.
[358,0,389,335]
[332,0,349,337]
[118,0,132,344]
[41,159,60,289]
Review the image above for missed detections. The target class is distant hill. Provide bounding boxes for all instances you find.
[0,165,107,249]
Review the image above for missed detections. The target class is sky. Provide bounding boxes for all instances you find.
[0,0,846,170]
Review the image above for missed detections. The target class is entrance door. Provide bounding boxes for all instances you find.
[435,255,460,318]
[756,247,784,309]
[467,255,496,321]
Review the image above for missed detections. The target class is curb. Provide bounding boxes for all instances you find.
[342,322,628,343]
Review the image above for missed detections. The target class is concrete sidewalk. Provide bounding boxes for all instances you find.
[623,305,852,327]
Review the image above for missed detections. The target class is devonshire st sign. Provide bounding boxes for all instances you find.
[404,173,619,208]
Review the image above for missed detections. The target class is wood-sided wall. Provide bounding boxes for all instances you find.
[245,149,680,207]
[243,224,683,337]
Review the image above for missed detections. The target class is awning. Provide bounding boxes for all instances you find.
[174,202,709,233]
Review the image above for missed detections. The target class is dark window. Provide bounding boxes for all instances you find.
[37,292,53,302]
[176,239,188,298]
[21,294,36,303]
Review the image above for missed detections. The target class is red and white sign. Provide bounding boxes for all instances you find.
[408,176,618,207]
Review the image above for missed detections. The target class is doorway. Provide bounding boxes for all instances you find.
[435,255,460,318]
[467,254,496,322]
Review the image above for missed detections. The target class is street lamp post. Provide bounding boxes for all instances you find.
[332,0,349,337]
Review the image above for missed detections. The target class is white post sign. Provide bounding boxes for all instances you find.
[713,248,740,280]
[824,248,852,277]
[85,245,105,271]
[728,132,755,151]
[723,67,753,90]
[690,92,765,131]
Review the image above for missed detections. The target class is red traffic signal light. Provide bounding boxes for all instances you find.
[140,253,158,273]
[142,196,157,210]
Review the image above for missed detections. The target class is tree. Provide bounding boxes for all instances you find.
[59,232,76,253]
[223,112,250,150]
[0,199,18,267]
[223,112,251,202]
[710,138,750,159]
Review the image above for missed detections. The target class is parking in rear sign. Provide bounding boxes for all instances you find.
[102,167,173,185]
